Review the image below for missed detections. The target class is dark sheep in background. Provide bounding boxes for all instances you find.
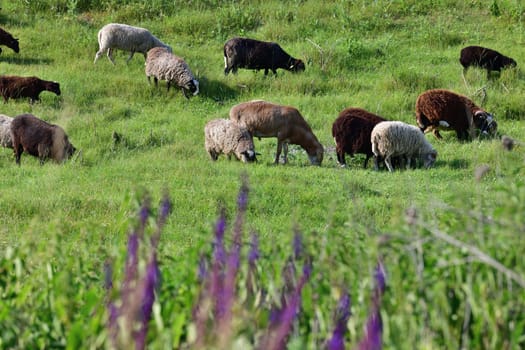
[0,27,19,54]
[10,114,76,165]
[331,107,386,168]
[460,45,516,78]
[415,89,497,141]
[0,75,61,103]
[224,37,305,76]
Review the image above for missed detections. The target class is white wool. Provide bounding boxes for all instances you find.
[0,114,13,148]
[371,121,437,172]
[204,119,255,162]
[145,47,199,96]
[94,23,172,64]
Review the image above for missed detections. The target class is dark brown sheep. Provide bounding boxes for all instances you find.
[332,107,386,168]
[0,75,61,103]
[415,89,497,141]
[0,27,19,54]
[224,37,305,76]
[10,114,76,165]
[460,46,516,78]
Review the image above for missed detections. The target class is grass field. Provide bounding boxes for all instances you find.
[0,1,524,349]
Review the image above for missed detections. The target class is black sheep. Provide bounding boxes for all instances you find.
[0,27,19,54]
[460,45,516,78]
[223,37,305,76]
[0,75,61,103]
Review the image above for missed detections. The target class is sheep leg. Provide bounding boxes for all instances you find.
[282,143,288,164]
[275,140,283,164]
[38,144,49,165]
[126,51,135,64]
[384,156,394,172]
[363,154,370,169]
[154,77,158,87]
[433,129,443,139]
[94,50,103,64]
[13,144,22,165]
[264,68,269,76]
[336,151,346,167]
[107,49,116,65]
[373,155,380,171]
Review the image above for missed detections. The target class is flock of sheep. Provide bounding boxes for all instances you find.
[0,22,517,170]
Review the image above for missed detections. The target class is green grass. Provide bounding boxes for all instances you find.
[1,0,524,348]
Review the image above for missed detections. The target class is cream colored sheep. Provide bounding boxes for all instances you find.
[204,118,256,162]
[371,121,437,172]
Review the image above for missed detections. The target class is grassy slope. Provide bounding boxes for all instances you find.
[0,0,524,348]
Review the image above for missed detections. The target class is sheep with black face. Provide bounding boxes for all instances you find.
[224,37,305,76]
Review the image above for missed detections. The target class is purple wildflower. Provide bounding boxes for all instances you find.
[356,306,382,350]
[135,254,160,350]
[123,232,139,291]
[356,261,387,350]
[326,292,351,350]
[237,175,249,211]
[197,253,208,282]
[374,261,387,297]
[262,260,312,350]
[139,198,150,230]
[152,193,171,248]
[248,232,260,266]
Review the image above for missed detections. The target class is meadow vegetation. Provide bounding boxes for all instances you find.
[0,0,524,348]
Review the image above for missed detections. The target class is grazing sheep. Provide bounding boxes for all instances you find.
[0,27,19,54]
[10,114,76,165]
[224,37,305,76]
[145,47,199,98]
[94,23,172,64]
[230,100,323,165]
[0,75,61,103]
[460,45,516,78]
[0,114,13,148]
[371,121,437,172]
[204,118,257,163]
[332,107,386,168]
[415,89,497,141]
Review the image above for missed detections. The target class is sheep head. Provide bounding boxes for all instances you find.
[474,111,497,137]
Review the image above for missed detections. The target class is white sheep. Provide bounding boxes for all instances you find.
[371,121,437,172]
[204,118,257,162]
[145,47,199,98]
[94,23,172,64]
[0,114,13,148]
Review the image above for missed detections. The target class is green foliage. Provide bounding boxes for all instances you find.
[0,0,524,349]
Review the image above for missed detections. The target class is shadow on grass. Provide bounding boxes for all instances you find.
[439,158,470,169]
[0,56,54,66]
[197,76,238,103]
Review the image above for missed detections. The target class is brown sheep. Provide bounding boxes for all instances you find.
[332,108,386,168]
[0,27,19,54]
[10,114,76,165]
[415,89,497,141]
[0,75,61,104]
[229,100,323,165]
[224,37,305,76]
[460,46,517,78]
